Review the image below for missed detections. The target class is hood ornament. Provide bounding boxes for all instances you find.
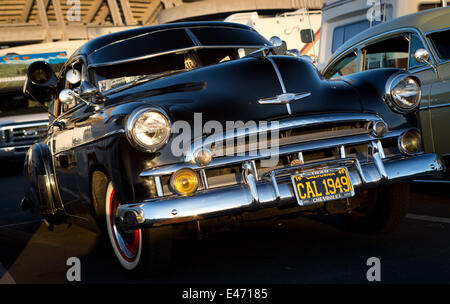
[258,92,311,114]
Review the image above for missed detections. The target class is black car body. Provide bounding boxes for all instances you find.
[22,22,444,273]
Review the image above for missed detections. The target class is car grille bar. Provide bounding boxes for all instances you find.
[0,122,48,146]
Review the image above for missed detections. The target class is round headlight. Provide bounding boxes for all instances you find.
[170,169,199,196]
[398,129,422,156]
[126,108,171,152]
[386,74,421,113]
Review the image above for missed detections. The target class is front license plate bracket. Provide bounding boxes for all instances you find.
[291,167,355,206]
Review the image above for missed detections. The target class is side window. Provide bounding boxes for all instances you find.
[362,35,409,71]
[409,33,427,69]
[325,51,358,79]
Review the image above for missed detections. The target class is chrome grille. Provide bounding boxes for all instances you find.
[141,114,405,198]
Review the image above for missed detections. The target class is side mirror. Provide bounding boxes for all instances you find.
[269,36,283,48]
[269,36,287,55]
[23,61,57,104]
[286,49,301,57]
[66,69,81,85]
[414,48,437,74]
[59,89,76,106]
[300,29,315,44]
[414,48,430,63]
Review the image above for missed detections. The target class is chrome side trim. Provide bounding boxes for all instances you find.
[53,129,125,156]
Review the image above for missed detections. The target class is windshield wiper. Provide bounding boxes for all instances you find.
[105,69,189,94]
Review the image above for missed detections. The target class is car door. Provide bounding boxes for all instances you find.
[51,60,85,215]
[357,32,436,153]
[426,29,450,158]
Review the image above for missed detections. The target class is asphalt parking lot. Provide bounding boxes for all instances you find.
[0,161,449,284]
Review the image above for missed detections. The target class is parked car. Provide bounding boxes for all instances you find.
[21,22,444,273]
[322,7,450,171]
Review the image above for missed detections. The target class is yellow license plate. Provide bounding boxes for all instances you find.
[291,167,354,206]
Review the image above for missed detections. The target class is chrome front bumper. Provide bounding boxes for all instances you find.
[117,153,444,228]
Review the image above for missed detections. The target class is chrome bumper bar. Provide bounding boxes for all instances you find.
[117,153,444,228]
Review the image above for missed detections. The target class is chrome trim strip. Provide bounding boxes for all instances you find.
[242,161,259,204]
[371,141,387,180]
[154,176,164,197]
[200,169,209,189]
[419,102,450,110]
[143,129,404,177]
[89,45,266,68]
[53,129,125,156]
[185,113,385,163]
[267,56,292,115]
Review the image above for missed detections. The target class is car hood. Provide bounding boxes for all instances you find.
[0,112,48,126]
[105,56,363,124]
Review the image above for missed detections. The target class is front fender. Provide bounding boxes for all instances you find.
[23,143,64,219]
[341,68,417,130]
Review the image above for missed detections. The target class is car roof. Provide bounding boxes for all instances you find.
[75,21,254,59]
[330,7,450,63]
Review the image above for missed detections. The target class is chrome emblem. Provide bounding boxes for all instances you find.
[258,92,311,115]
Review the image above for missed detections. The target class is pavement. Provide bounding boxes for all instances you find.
[0,161,449,284]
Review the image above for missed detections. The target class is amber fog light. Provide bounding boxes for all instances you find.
[398,129,422,155]
[195,149,212,166]
[171,169,199,195]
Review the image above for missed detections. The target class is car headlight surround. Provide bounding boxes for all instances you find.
[126,107,171,152]
[385,74,421,114]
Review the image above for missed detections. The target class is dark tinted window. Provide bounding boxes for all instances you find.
[428,30,450,60]
[189,27,268,46]
[332,20,381,53]
[409,33,427,69]
[362,35,409,71]
[418,2,450,10]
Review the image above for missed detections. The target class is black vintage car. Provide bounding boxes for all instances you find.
[22,22,444,273]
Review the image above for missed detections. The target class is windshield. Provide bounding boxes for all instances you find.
[89,26,268,93]
[93,47,261,93]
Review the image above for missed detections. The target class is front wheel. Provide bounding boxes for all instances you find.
[344,182,410,234]
[105,182,173,274]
